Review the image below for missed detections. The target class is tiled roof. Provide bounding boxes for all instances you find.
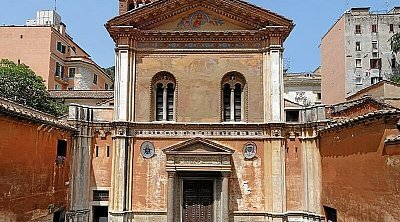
[328,96,396,114]
[49,90,114,99]
[320,109,400,133]
[0,97,76,131]
[385,135,400,144]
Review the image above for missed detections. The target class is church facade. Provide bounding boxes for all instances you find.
[67,1,324,221]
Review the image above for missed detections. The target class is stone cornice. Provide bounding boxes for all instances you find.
[107,0,293,30]
[107,27,290,45]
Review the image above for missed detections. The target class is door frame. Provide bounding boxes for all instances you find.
[180,177,217,222]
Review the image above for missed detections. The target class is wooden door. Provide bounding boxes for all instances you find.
[183,180,213,222]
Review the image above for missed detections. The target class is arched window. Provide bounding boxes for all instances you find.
[221,72,246,122]
[152,72,176,121]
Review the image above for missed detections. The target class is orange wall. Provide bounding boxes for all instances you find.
[91,133,113,188]
[0,115,73,221]
[131,138,265,212]
[285,137,304,211]
[321,16,346,105]
[0,27,51,84]
[320,120,400,221]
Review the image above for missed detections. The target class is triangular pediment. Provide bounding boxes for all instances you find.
[149,8,249,31]
[163,137,235,155]
[107,0,293,32]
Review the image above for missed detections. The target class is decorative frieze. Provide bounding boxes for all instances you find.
[133,129,264,138]
[137,41,262,49]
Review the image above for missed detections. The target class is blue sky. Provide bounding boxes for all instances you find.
[0,0,398,72]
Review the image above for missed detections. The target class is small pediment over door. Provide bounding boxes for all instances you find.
[163,137,234,172]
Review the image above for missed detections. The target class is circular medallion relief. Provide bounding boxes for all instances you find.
[243,142,257,159]
[141,141,155,159]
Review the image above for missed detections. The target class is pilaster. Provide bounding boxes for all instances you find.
[67,125,92,222]
[221,172,230,222]
[167,172,176,222]
[114,41,136,122]
[269,45,284,122]
[109,124,133,222]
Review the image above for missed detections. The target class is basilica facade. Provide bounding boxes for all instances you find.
[67,0,324,221]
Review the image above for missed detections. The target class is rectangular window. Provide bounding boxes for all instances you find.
[68,87,73,90]
[372,41,378,50]
[56,41,66,54]
[392,58,397,69]
[95,146,99,158]
[54,84,61,90]
[317,93,322,100]
[390,24,394,32]
[356,59,362,68]
[105,83,109,90]
[55,62,64,78]
[286,110,299,123]
[106,145,110,158]
[355,41,361,51]
[355,25,361,34]
[93,190,109,201]
[68,67,75,78]
[93,73,98,84]
[57,41,62,52]
[370,58,381,69]
[57,140,67,157]
[371,24,377,33]
[372,52,378,58]
[355,76,363,85]
[371,77,383,85]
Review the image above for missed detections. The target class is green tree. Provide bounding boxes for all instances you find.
[0,59,67,116]
[390,33,400,83]
[103,66,115,81]
[390,32,400,54]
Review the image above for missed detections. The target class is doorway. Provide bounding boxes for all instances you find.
[182,180,214,222]
[324,205,337,222]
[93,206,108,222]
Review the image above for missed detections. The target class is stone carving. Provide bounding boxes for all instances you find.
[141,141,155,159]
[134,129,264,138]
[243,142,257,159]
[271,128,282,137]
[175,156,221,165]
[177,10,224,30]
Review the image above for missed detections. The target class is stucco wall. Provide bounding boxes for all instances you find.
[320,119,400,222]
[135,53,264,123]
[321,16,346,105]
[0,116,72,222]
[131,139,265,212]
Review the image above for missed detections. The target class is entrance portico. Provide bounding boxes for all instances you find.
[163,138,234,222]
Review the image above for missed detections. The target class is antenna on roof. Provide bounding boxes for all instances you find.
[386,0,389,12]
[54,0,57,11]
[346,0,349,9]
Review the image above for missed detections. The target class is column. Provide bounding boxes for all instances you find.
[230,87,235,122]
[269,45,284,122]
[67,106,92,222]
[167,172,176,222]
[163,86,168,121]
[221,172,230,222]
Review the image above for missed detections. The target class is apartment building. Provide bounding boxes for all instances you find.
[321,7,400,104]
[0,10,113,90]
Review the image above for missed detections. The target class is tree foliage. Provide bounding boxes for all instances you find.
[0,59,67,116]
[103,66,115,81]
[390,32,400,54]
[390,33,400,83]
